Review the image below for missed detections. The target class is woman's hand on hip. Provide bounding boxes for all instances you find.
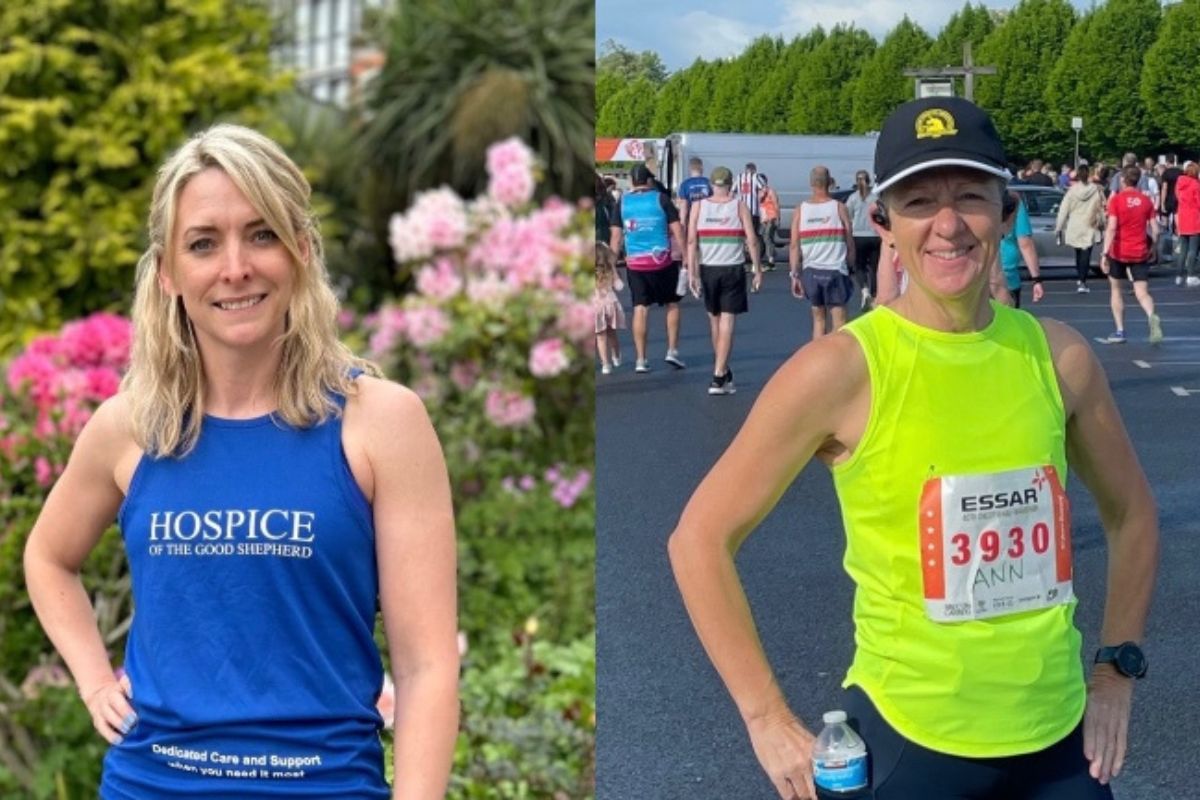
[83,673,136,745]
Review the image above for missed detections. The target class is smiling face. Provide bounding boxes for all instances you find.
[160,167,300,357]
[881,167,1006,300]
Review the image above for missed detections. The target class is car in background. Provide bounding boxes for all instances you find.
[1011,184,1173,279]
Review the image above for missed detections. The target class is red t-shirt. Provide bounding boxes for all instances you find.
[1106,189,1154,262]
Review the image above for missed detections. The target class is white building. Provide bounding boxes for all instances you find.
[273,0,389,107]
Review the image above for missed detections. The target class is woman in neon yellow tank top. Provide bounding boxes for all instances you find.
[669,97,1158,800]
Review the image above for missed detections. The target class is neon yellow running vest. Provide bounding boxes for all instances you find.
[833,302,1084,757]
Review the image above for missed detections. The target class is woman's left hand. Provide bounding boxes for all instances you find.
[1082,667,1133,785]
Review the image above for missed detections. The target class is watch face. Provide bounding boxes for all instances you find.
[1117,644,1147,677]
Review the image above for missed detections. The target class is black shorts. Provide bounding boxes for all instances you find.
[700,265,748,315]
[627,263,682,306]
[801,268,854,308]
[826,685,1113,800]
[1108,258,1151,282]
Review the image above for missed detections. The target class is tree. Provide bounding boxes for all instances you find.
[730,36,784,133]
[649,71,692,136]
[681,60,719,131]
[1045,0,1162,162]
[789,25,877,134]
[752,28,827,133]
[0,0,283,350]
[923,3,996,96]
[361,0,594,289]
[851,17,933,133]
[975,0,1077,164]
[596,38,668,85]
[595,77,656,138]
[1141,0,1200,149]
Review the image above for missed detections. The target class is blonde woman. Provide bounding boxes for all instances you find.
[1055,164,1107,293]
[23,125,459,799]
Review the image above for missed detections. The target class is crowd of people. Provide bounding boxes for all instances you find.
[595,135,1193,386]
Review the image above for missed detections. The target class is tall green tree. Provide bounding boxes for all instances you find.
[1141,0,1200,149]
[595,77,657,137]
[596,38,668,85]
[0,0,283,349]
[597,71,625,121]
[851,17,933,133]
[649,70,692,136]
[975,0,1077,163]
[923,3,996,96]
[752,28,827,133]
[681,60,719,131]
[731,36,785,132]
[789,25,877,134]
[1045,0,1162,161]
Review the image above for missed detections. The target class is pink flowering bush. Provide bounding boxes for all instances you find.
[1,313,131,496]
[370,137,594,672]
[372,136,593,503]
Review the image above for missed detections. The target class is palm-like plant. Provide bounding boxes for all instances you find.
[360,0,594,211]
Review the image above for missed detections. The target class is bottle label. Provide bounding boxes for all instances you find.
[813,752,868,792]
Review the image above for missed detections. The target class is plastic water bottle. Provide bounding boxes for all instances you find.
[812,710,868,798]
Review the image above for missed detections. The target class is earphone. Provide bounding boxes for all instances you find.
[870,193,1018,230]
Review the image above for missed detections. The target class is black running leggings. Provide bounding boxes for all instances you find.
[820,686,1115,800]
[1074,245,1094,284]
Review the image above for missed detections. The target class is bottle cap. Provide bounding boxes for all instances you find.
[823,710,847,725]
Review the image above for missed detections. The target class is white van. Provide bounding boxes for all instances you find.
[660,132,879,261]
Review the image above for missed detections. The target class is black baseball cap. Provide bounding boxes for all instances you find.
[873,97,1011,195]
[630,164,654,185]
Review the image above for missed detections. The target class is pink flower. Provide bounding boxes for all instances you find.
[557,301,594,344]
[489,168,535,207]
[337,309,356,331]
[368,307,406,359]
[60,313,132,368]
[410,188,468,249]
[519,474,536,492]
[34,457,54,488]
[6,352,59,407]
[465,274,517,306]
[486,138,534,176]
[415,258,463,301]
[404,306,450,349]
[450,361,480,391]
[389,212,432,263]
[388,187,469,264]
[26,335,62,358]
[484,389,535,428]
[529,338,570,378]
[486,139,537,208]
[83,367,121,402]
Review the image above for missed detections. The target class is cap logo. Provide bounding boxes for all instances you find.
[915,109,958,140]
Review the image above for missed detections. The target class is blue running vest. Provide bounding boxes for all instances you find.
[103,397,388,799]
[621,190,672,271]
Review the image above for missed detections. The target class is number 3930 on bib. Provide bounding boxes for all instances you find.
[918,465,1073,623]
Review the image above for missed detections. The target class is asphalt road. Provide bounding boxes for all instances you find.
[595,269,1200,800]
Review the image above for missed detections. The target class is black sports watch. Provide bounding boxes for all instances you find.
[1094,641,1148,679]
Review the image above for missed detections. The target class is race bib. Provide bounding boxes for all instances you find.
[919,465,1073,622]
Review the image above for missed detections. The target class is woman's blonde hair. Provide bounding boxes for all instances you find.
[122,123,380,457]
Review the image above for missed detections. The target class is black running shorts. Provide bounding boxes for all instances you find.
[700,264,748,315]
[820,685,1115,800]
[801,268,854,308]
[627,263,682,307]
